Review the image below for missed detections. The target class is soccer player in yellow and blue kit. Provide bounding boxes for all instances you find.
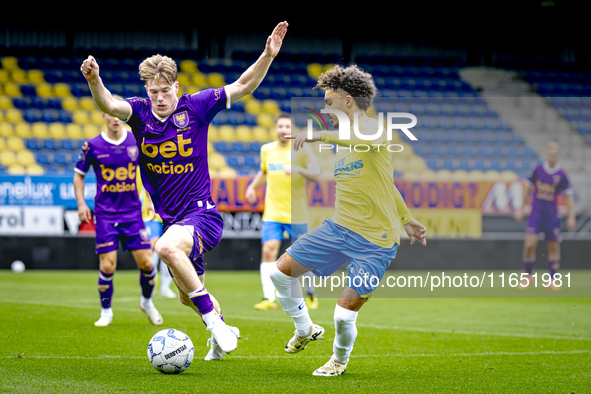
[271,65,427,376]
[245,114,321,311]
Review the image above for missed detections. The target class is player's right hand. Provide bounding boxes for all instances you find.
[514,208,524,223]
[245,187,257,204]
[80,56,100,81]
[78,205,92,223]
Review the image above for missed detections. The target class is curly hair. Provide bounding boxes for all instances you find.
[314,64,377,110]
[138,54,177,86]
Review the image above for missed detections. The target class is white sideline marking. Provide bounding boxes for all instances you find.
[3,350,591,360]
[1,298,590,342]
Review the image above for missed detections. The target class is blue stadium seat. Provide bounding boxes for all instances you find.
[25,139,41,151]
[43,139,60,151]
[36,153,51,166]
[226,154,244,168]
[54,153,68,166]
[213,141,230,153]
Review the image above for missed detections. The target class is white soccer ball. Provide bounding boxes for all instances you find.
[147,329,194,374]
[11,260,25,273]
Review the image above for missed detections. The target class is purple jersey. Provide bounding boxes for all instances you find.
[75,131,142,221]
[123,88,230,223]
[527,161,573,217]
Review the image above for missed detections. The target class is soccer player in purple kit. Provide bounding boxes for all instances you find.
[74,100,163,327]
[515,141,576,291]
[80,21,289,358]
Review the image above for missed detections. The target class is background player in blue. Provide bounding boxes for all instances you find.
[80,21,289,358]
[515,141,575,290]
[74,104,163,327]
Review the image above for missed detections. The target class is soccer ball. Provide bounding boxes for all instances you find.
[11,260,25,273]
[147,329,194,374]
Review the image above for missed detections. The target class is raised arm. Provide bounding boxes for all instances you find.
[225,21,288,103]
[80,56,131,120]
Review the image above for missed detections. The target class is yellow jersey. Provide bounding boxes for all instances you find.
[136,169,162,223]
[260,140,314,224]
[320,115,412,248]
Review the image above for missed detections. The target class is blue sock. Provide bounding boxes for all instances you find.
[547,260,560,279]
[139,267,156,299]
[522,258,535,276]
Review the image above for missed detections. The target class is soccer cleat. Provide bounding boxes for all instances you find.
[160,287,177,299]
[94,314,112,327]
[205,326,241,361]
[254,299,278,310]
[140,301,163,326]
[208,320,238,354]
[517,275,533,290]
[312,357,347,376]
[305,296,319,310]
[285,324,325,354]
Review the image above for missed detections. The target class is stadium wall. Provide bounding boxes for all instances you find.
[1,236,589,271]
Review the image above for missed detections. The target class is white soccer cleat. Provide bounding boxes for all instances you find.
[94,312,113,327]
[160,287,177,299]
[208,320,238,354]
[205,326,241,361]
[285,324,325,354]
[313,357,347,376]
[140,301,163,326]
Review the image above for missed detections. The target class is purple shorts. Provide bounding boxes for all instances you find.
[95,212,151,254]
[527,211,562,242]
[162,206,223,276]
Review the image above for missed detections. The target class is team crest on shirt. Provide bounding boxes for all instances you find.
[127,146,139,161]
[173,111,190,128]
[553,175,561,185]
[139,229,150,242]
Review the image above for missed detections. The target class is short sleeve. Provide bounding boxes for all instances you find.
[558,173,574,195]
[75,141,93,175]
[260,146,267,173]
[527,166,538,186]
[189,87,231,124]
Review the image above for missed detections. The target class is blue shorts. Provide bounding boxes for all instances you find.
[144,220,163,240]
[287,218,398,297]
[261,221,308,244]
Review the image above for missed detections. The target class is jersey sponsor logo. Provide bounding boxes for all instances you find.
[172,111,189,128]
[334,158,364,175]
[267,162,285,171]
[100,163,137,182]
[141,134,193,159]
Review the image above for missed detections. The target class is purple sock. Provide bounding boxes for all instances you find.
[547,260,560,279]
[139,267,156,299]
[188,288,214,315]
[522,258,535,276]
[98,270,114,309]
[219,313,224,322]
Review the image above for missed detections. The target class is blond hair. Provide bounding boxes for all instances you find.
[138,54,178,86]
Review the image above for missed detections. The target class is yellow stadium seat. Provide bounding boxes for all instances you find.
[177,73,191,86]
[452,170,469,181]
[1,56,19,70]
[400,171,420,180]
[483,170,501,181]
[207,73,225,88]
[0,69,9,83]
[16,150,36,166]
[192,73,208,87]
[0,150,16,167]
[6,136,25,151]
[217,166,237,178]
[0,109,4,122]
[14,123,32,138]
[79,96,97,111]
[0,137,4,150]
[31,123,49,139]
[72,110,90,124]
[307,63,324,79]
[54,83,71,97]
[245,99,262,115]
[234,125,253,142]
[436,169,454,181]
[49,123,67,139]
[66,123,84,140]
[257,113,275,128]
[251,126,270,142]
[500,170,518,182]
[0,95,12,109]
[467,170,485,181]
[27,69,45,84]
[83,124,101,138]
[262,100,280,115]
[180,60,198,74]
[90,110,105,125]
[208,125,219,141]
[209,152,226,169]
[5,108,22,123]
[4,83,21,97]
[418,169,437,181]
[218,125,235,141]
[7,164,26,175]
[407,155,427,171]
[36,83,54,97]
[61,97,79,111]
[11,69,27,84]
[26,164,45,175]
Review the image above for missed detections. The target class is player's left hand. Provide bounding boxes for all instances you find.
[567,215,576,231]
[404,218,427,246]
[264,21,288,58]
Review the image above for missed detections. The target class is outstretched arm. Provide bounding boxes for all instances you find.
[225,21,288,102]
[80,56,131,120]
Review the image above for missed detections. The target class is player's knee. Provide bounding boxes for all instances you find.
[154,238,181,264]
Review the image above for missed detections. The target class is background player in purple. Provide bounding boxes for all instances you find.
[80,21,289,358]
[74,101,163,327]
[515,141,576,290]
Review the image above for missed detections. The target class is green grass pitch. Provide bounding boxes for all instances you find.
[1,270,590,393]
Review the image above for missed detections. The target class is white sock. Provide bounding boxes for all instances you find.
[100,307,113,317]
[269,263,312,337]
[140,295,153,308]
[201,310,221,330]
[260,262,277,302]
[333,304,358,364]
